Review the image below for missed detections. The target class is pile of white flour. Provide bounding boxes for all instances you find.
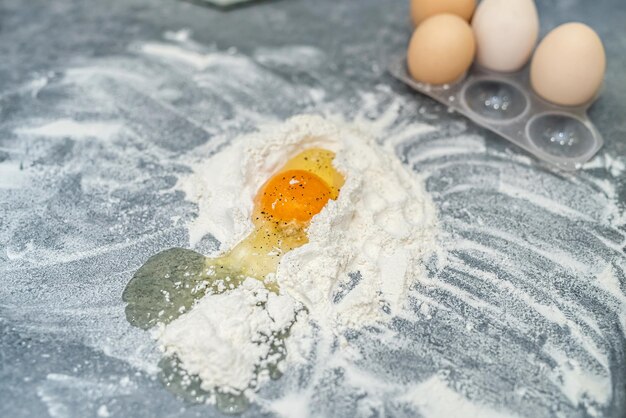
[157,278,299,392]
[160,115,439,395]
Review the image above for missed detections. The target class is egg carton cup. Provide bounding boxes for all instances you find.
[388,55,603,171]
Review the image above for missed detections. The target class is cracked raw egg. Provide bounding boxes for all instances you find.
[123,148,345,330]
[211,148,344,285]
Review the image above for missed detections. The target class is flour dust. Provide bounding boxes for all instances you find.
[1,29,625,418]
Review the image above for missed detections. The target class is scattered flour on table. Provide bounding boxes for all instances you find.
[164,114,440,394]
[5,31,624,418]
[399,375,517,418]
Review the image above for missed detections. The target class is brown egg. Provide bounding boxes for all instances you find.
[407,14,476,85]
[410,0,476,25]
[530,23,606,106]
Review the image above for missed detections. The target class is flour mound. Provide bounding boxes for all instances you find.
[165,115,439,395]
[157,278,298,392]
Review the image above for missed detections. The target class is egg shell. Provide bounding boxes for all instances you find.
[407,14,476,85]
[472,0,539,72]
[410,0,476,25]
[530,23,606,106]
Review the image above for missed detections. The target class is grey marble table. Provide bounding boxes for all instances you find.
[1,0,625,417]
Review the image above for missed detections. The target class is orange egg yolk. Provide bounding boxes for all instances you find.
[257,169,333,224]
[218,149,343,282]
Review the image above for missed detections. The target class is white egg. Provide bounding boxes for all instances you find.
[472,0,539,72]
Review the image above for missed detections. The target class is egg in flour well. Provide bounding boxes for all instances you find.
[122,148,344,330]
[234,147,345,279]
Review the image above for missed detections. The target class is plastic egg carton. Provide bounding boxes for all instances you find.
[389,56,604,171]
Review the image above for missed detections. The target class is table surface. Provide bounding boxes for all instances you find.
[1,0,625,417]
